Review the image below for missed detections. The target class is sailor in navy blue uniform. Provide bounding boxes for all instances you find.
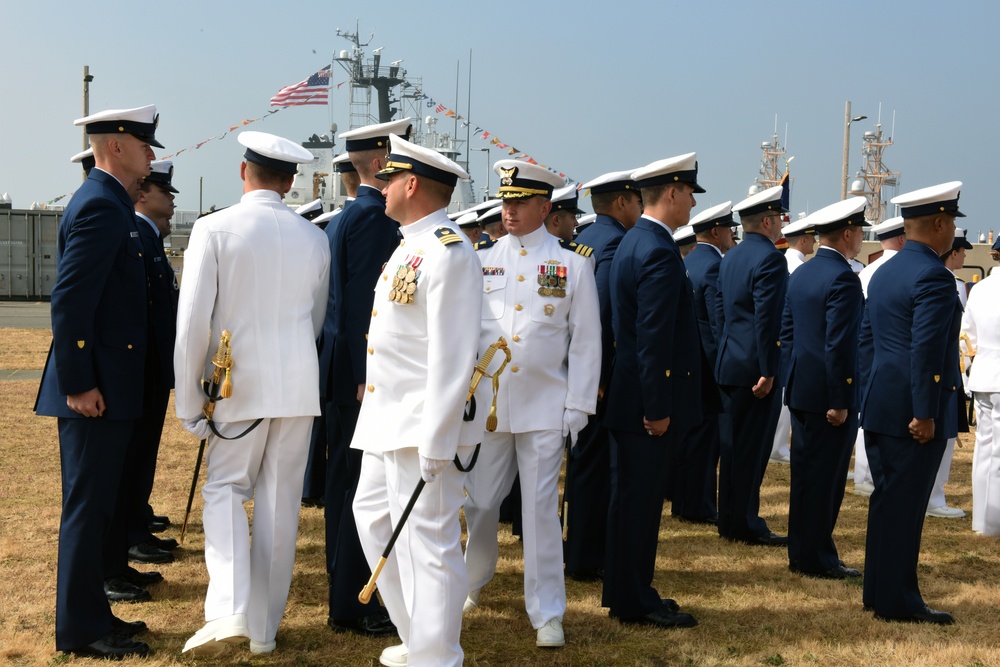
[715,185,789,546]
[860,182,965,625]
[603,153,705,629]
[780,197,868,579]
[35,105,162,659]
[563,169,643,581]
[307,152,360,506]
[672,201,737,524]
[320,118,413,637]
[117,160,181,571]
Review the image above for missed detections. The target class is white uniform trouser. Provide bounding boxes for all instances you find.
[201,416,311,644]
[464,429,566,629]
[854,426,873,486]
[354,447,472,667]
[928,437,958,509]
[972,392,1000,535]
[771,398,791,460]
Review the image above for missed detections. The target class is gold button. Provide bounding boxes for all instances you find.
[520,249,527,256]
[512,335,521,342]
[127,344,133,350]
[511,366,519,373]
[138,252,142,257]
[486,286,490,291]
[372,309,377,316]
[368,347,374,355]
[382,274,388,281]
[515,304,523,311]
[365,333,369,340]
[776,341,781,347]
[665,370,671,377]
[952,386,957,391]
[687,371,691,376]
[518,275,525,282]
[367,384,375,393]
[400,240,406,246]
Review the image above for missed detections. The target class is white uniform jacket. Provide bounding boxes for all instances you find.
[174,189,331,422]
[785,248,806,274]
[962,273,1000,393]
[477,226,601,433]
[858,248,897,298]
[351,211,486,460]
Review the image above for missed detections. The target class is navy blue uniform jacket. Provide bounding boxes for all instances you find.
[780,247,863,414]
[136,215,178,388]
[574,214,626,389]
[320,186,399,405]
[605,217,702,434]
[685,243,725,366]
[35,169,148,420]
[715,233,787,387]
[859,241,962,439]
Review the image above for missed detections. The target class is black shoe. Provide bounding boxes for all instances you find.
[619,607,698,629]
[151,513,170,526]
[661,598,680,613]
[875,606,955,625]
[147,520,169,534]
[740,532,788,547]
[104,577,152,603]
[120,565,163,587]
[128,542,174,565]
[301,496,325,508]
[67,631,151,659]
[566,568,603,582]
[328,611,396,637]
[676,514,718,525]
[805,564,862,580]
[111,615,148,638]
[147,534,178,551]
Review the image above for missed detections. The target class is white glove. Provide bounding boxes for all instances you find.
[562,408,590,448]
[183,417,212,440]
[419,455,451,483]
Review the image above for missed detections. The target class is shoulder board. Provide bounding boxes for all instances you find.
[559,238,594,257]
[435,227,463,246]
[474,238,495,251]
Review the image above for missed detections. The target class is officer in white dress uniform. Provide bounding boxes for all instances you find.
[350,135,484,667]
[963,258,1000,535]
[770,216,818,466]
[463,160,601,649]
[852,216,906,496]
[175,132,330,656]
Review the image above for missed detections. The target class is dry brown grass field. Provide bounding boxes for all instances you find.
[1,327,998,666]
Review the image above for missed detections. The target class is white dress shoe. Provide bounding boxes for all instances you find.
[463,587,481,613]
[927,504,966,519]
[536,618,565,648]
[182,614,250,657]
[250,640,276,654]
[854,481,875,497]
[379,643,408,667]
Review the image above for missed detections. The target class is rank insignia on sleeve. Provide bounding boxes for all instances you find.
[435,227,463,246]
[558,238,594,257]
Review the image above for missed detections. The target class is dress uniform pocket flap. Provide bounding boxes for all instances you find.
[483,275,507,294]
[101,328,139,351]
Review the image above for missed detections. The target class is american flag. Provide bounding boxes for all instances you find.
[269,67,331,107]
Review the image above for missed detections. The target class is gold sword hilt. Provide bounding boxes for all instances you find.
[204,330,233,419]
[467,337,511,432]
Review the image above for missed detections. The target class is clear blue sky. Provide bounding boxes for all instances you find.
[2,0,997,240]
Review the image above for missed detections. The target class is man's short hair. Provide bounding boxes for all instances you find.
[349,147,384,179]
[246,160,293,188]
[740,211,769,231]
[591,189,633,214]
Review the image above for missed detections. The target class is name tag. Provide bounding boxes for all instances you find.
[130,231,139,237]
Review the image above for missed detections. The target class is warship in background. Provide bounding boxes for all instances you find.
[279,27,476,214]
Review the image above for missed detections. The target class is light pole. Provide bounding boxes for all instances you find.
[841,100,867,199]
[476,147,491,201]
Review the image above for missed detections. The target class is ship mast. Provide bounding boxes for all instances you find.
[847,111,900,223]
